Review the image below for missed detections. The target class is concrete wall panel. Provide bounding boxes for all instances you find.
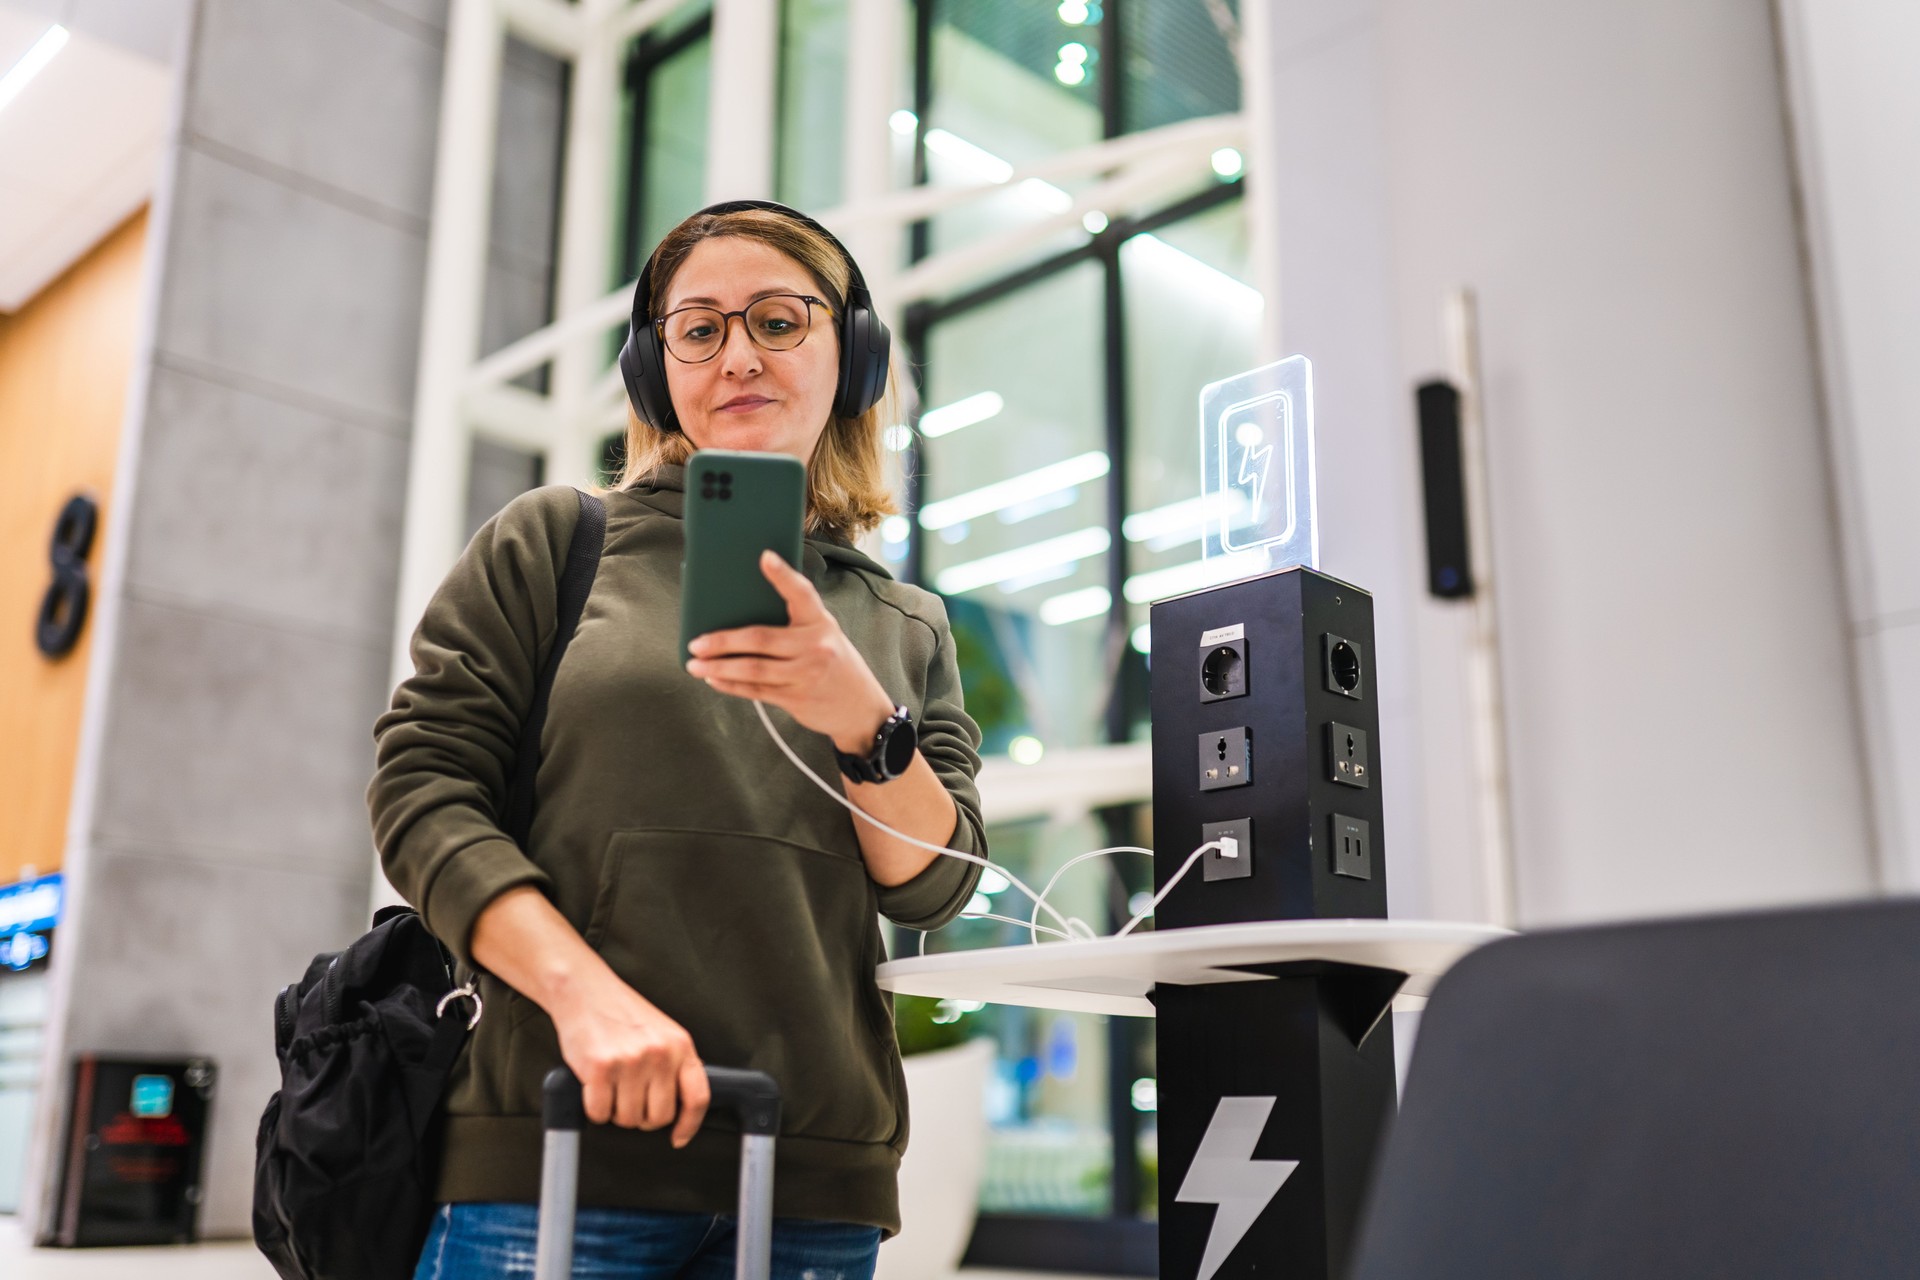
[185,0,443,224]
[91,597,389,868]
[124,362,408,641]
[154,146,427,424]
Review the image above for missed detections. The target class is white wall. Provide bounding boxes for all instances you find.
[1263,0,1435,919]
[1775,0,1920,892]
[1367,0,1876,924]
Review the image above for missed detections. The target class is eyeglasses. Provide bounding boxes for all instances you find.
[653,293,834,364]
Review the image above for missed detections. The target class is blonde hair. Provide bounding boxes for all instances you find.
[615,208,901,539]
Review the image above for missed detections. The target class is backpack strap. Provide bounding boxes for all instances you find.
[501,488,607,851]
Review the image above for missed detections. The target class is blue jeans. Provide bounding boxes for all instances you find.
[413,1202,883,1280]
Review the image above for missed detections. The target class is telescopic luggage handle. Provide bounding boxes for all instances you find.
[536,1064,782,1280]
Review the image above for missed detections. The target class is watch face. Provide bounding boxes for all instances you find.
[881,714,917,777]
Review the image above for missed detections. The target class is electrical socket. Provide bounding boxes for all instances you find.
[1199,639,1248,703]
[1331,814,1372,880]
[1324,633,1363,699]
[1328,721,1370,789]
[1198,727,1252,791]
[1202,818,1253,881]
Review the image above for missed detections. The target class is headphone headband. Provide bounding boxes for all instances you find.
[619,199,892,435]
[632,199,875,326]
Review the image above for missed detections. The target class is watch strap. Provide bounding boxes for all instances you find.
[835,704,914,784]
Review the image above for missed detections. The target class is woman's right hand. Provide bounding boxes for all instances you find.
[550,972,711,1147]
[468,886,711,1148]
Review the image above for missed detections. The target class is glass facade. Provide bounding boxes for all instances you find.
[620,3,714,281]
[915,260,1110,752]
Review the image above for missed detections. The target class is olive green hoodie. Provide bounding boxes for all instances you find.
[367,467,987,1235]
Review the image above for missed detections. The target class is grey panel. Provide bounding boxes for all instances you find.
[156,144,429,421]
[185,0,443,222]
[480,260,558,391]
[467,436,543,542]
[124,362,408,643]
[92,597,390,871]
[70,0,195,65]
[492,38,566,273]
[59,848,369,1237]
[345,0,451,36]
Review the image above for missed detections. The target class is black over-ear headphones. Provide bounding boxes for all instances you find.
[617,199,893,435]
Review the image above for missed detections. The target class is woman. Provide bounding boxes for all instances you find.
[369,201,988,1279]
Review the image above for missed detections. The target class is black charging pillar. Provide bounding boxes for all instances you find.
[1149,568,1400,1280]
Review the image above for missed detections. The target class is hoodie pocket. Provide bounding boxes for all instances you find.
[583,827,900,1145]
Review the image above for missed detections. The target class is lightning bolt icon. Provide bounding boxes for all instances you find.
[1235,436,1274,524]
[1175,1096,1297,1280]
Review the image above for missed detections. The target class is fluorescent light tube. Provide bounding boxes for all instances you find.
[919,451,1109,530]
[1039,586,1112,626]
[0,25,69,116]
[920,391,1005,438]
[1122,553,1265,604]
[934,526,1110,595]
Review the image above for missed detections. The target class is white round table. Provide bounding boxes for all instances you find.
[876,918,1512,1018]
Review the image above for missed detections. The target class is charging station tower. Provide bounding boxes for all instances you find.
[1148,359,1399,1280]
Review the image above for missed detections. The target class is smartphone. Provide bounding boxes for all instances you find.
[680,449,807,662]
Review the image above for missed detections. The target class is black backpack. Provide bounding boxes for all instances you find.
[253,489,605,1280]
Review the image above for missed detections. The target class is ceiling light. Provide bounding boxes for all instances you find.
[1054,61,1087,87]
[1058,42,1090,65]
[0,25,70,116]
[1082,210,1109,234]
[918,451,1109,530]
[1057,0,1090,24]
[1039,585,1112,626]
[934,526,1110,595]
[1211,147,1245,178]
[1131,622,1152,654]
[919,390,1004,438]
[889,109,919,135]
[924,128,1014,182]
[1122,553,1265,604]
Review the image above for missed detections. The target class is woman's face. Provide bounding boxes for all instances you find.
[659,235,841,463]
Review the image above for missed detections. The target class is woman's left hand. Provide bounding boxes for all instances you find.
[686,550,897,753]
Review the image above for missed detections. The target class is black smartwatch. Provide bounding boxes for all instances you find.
[835,704,917,784]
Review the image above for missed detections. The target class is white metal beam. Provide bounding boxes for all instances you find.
[466,280,632,394]
[391,0,506,691]
[466,382,562,454]
[818,114,1246,231]
[604,0,698,46]
[841,0,906,322]
[546,0,626,486]
[705,0,780,200]
[890,152,1206,305]
[498,0,586,59]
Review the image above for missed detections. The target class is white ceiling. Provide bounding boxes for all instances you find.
[0,1,184,312]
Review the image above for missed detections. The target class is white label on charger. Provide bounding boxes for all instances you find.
[1199,623,1245,646]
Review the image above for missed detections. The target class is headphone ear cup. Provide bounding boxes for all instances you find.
[621,320,679,435]
[835,306,892,420]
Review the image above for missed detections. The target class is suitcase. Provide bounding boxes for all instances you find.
[535,1064,782,1280]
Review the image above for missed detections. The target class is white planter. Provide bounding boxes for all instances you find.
[876,1037,994,1280]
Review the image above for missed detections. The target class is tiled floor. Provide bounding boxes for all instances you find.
[0,1219,1121,1280]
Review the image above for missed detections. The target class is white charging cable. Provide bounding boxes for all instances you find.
[752,701,1234,948]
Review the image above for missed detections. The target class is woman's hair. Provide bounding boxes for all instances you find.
[615,207,901,539]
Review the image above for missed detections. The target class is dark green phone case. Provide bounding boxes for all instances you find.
[679,449,807,662]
